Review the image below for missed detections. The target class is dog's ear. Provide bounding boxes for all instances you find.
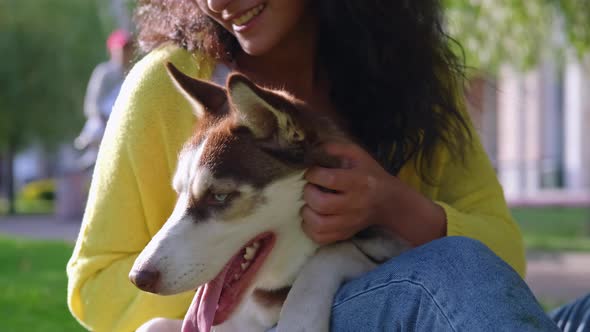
[227,74,305,143]
[166,62,227,118]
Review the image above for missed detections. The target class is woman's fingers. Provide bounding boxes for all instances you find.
[305,167,354,192]
[301,206,357,244]
[320,142,372,167]
[300,142,394,245]
[303,183,349,215]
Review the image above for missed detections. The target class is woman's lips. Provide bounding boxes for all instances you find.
[231,4,266,32]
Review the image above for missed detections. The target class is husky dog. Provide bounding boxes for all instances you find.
[129,63,407,332]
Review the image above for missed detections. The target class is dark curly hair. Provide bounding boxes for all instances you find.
[135,0,471,179]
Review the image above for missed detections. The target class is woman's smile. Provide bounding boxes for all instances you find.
[227,3,265,31]
[197,0,311,56]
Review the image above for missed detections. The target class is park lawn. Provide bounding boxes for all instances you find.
[512,207,590,252]
[0,235,83,332]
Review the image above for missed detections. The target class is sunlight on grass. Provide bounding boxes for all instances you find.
[0,236,82,332]
[539,298,567,312]
[512,207,590,252]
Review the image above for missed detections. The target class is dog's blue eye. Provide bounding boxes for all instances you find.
[206,191,237,206]
[214,193,229,202]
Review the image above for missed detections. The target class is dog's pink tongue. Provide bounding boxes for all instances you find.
[182,267,228,332]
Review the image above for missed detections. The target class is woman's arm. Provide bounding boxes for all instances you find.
[425,135,526,277]
[67,45,214,331]
[303,129,525,277]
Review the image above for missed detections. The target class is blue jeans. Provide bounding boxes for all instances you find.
[329,236,559,331]
[549,294,590,332]
[268,236,590,331]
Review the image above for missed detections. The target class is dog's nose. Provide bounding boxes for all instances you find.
[129,268,160,293]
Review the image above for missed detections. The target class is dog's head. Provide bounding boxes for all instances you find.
[130,63,343,328]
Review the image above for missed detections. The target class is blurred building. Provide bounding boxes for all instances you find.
[468,54,590,205]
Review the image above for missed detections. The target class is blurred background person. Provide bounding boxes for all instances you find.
[74,29,135,170]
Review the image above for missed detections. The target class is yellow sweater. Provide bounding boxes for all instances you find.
[67,44,525,332]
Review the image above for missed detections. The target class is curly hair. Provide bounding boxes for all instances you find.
[135,0,471,178]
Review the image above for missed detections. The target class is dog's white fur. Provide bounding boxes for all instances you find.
[134,165,320,330]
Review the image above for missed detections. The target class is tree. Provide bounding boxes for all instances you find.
[0,0,113,213]
[552,0,590,57]
[444,0,590,71]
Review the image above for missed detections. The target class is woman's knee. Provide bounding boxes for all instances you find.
[332,278,454,331]
[333,236,521,310]
[332,237,495,306]
[427,236,493,262]
[378,236,504,279]
[410,236,512,277]
[332,236,558,331]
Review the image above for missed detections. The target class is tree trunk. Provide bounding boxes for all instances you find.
[0,153,3,212]
[110,0,132,31]
[6,142,16,215]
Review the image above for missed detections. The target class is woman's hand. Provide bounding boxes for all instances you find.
[302,143,447,246]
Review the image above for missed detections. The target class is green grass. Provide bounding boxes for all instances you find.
[0,236,82,332]
[540,299,567,312]
[511,207,590,252]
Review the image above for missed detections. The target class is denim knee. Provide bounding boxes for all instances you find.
[333,236,500,307]
[332,236,559,332]
[412,236,518,285]
[332,278,455,331]
[432,236,495,262]
[427,236,490,260]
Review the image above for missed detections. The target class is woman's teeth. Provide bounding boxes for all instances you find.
[232,4,265,27]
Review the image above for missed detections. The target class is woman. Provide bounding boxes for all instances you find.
[67,0,562,331]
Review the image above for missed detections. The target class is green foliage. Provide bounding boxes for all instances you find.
[0,236,81,332]
[0,0,113,151]
[19,179,56,201]
[552,0,590,56]
[444,0,590,71]
[10,179,57,214]
[0,197,54,215]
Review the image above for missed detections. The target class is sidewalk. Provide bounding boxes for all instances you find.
[0,214,588,304]
[0,214,81,242]
[526,251,590,304]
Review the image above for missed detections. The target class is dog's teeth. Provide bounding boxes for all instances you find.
[241,262,250,270]
[242,241,261,262]
[233,274,240,281]
[244,246,257,260]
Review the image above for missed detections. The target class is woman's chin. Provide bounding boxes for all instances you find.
[237,39,274,57]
